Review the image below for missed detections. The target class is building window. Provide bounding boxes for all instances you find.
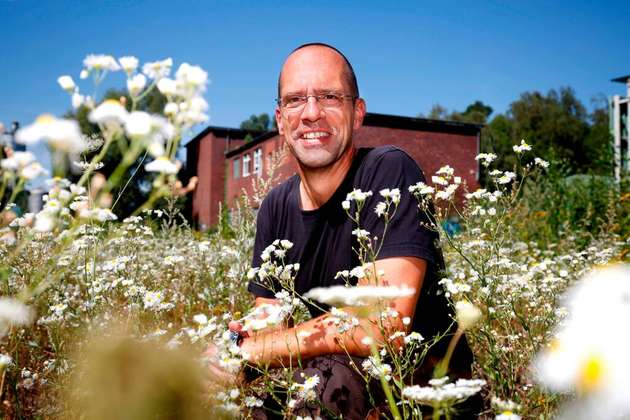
[242,153,251,177]
[253,148,262,176]
[233,157,240,179]
[267,152,273,170]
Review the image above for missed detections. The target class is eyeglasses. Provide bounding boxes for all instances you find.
[277,92,357,111]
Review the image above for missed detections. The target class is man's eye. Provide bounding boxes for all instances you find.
[285,96,305,106]
[322,93,341,101]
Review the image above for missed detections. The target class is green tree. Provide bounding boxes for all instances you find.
[509,87,589,171]
[240,113,277,143]
[421,101,493,124]
[481,87,613,177]
[481,87,612,175]
[240,113,273,132]
[425,104,449,120]
[481,114,516,168]
[452,101,493,124]
[583,96,614,175]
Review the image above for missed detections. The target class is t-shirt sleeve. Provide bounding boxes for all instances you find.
[358,148,440,265]
[247,196,279,299]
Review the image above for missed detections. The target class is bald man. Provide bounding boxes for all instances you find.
[211,43,477,419]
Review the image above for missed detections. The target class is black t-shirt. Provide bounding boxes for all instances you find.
[248,146,473,375]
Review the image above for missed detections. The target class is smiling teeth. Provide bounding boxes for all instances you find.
[303,132,327,139]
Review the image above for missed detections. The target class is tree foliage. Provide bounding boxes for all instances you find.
[425,104,450,121]
[422,89,612,178]
[422,101,493,124]
[239,113,277,143]
[239,113,275,133]
[483,87,612,175]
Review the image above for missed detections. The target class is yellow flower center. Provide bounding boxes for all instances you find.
[35,114,55,124]
[502,411,513,416]
[578,354,605,394]
[549,338,562,353]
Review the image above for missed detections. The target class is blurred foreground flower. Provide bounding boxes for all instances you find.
[1,151,47,180]
[57,75,76,93]
[0,354,12,370]
[402,376,486,405]
[89,99,129,125]
[455,300,482,330]
[15,114,86,153]
[534,264,630,419]
[83,54,121,72]
[304,284,415,307]
[145,156,180,174]
[68,330,209,420]
[0,298,35,337]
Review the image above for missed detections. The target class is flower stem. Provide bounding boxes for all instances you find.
[434,327,464,379]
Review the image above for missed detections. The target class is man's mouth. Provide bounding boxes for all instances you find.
[300,131,330,140]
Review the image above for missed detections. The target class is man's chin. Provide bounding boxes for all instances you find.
[293,152,337,171]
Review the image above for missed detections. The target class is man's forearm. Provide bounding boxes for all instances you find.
[241,257,424,367]
[240,310,405,367]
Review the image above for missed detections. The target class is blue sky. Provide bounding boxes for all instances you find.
[1,0,629,143]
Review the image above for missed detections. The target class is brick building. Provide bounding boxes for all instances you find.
[185,112,482,229]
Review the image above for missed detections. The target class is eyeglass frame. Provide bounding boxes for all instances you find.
[276,91,358,111]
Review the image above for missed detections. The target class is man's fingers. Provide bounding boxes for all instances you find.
[207,362,236,387]
[229,320,250,338]
[228,320,243,332]
[204,343,219,360]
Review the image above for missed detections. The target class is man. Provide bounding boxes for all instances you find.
[210,43,476,419]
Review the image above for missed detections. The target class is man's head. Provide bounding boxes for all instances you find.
[275,43,366,170]
[277,43,360,100]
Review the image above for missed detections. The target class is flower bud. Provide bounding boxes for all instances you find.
[455,300,482,330]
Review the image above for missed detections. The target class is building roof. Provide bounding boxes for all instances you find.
[363,112,483,134]
[224,130,279,158]
[611,75,630,83]
[184,125,264,149]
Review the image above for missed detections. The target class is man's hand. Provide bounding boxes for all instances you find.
[204,342,242,388]
[228,320,248,338]
[203,318,257,388]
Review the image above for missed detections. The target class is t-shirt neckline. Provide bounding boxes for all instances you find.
[293,148,372,216]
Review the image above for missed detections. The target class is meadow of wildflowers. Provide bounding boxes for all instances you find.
[0,55,628,419]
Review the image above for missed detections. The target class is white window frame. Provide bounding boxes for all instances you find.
[253,148,262,176]
[233,157,240,179]
[242,153,251,177]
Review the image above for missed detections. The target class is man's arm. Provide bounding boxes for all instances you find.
[230,297,291,337]
[240,256,426,367]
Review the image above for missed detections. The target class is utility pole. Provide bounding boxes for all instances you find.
[610,75,629,183]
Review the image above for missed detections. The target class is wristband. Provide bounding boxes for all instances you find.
[229,330,244,346]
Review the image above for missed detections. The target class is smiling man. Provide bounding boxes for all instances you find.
[211,43,477,419]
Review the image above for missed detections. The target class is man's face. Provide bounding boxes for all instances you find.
[275,47,366,170]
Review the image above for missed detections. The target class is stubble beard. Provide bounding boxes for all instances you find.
[289,130,354,171]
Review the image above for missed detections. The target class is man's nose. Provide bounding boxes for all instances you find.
[301,96,324,122]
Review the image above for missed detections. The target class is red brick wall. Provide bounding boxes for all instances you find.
[353,126,479,192]
[191,132,227,229]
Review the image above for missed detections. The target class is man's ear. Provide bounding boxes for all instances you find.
[353,98,366,130]
[275,107,284,135]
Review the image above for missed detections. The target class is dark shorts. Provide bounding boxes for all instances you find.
[248,354,375,420]
[247,354,483,420]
